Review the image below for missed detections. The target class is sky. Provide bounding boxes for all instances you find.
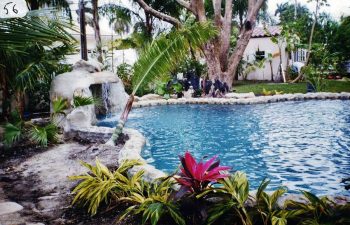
[268,0,350,21]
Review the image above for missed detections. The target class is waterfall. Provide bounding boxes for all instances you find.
[101,82,112,115]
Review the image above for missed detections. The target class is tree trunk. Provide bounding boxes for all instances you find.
[92,0,103,63]
[15,91,25,119]
[29,0,39,10]
[204,43,222,81]
[106,95,134,145]
[134,0,265,89]
[0,71,10,121]
[270,61,274,81]
[290,0,319,83]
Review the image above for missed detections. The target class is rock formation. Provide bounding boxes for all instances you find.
[50,60,129,132]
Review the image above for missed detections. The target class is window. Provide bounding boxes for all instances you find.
[255,50,265,61]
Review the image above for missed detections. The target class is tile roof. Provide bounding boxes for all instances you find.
[252,26,281,38]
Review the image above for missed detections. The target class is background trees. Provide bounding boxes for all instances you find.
[132,0,267,89]
[0,12,76,120]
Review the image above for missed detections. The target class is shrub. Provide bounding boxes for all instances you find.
[70,152,350,225]
[69,159,143,216]
[175,151,230,194]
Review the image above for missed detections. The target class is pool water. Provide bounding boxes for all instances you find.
[98,100,350,196]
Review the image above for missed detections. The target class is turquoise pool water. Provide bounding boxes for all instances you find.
[98,100,350,196]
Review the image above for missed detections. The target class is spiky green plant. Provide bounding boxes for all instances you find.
[51,97,69,117]
[69,159,143,216]
[204,172,252,225]
[120,177,185,225]
[255,178,292,225]
[107,22,218,145]
[72,96,101,108]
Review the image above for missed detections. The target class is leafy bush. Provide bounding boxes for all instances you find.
[70,152,350,225]
[117,63,133,94]
[176,152,230,194]
[121,177,185,225]
[69,159,143,215]
[28,123,58,147]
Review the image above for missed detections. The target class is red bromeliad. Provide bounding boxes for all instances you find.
[175,151,230,193]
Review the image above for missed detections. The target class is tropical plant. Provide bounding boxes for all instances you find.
[117,63,134,94]
[155,79,183,99]
[206,172,252,225]
[120,177,185,225]
[51,97,69,118]
[304,66,326,92]
[3,111,25,146]
[69,159,143,216]
[72,96,101,108]
[175,152,230,194]
[0,12,76,118]
[28,123,58,147]
[106,22,217,145]
[255,178,293,225]
[3,122,24,147]
[291,0,329,83]
[285,191,350,224]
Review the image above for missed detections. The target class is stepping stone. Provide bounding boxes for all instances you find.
[0,202,23,215]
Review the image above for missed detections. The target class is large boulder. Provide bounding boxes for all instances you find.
[50,60,129,132]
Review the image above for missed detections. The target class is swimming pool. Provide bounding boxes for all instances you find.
[98,100,350,196]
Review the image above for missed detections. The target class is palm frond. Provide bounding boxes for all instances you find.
[0,15,76,49]
[51,97,69,117]
[3,123,23,146]
[131,22,217,95]
[72,96,101,108]
[29,123,58,146]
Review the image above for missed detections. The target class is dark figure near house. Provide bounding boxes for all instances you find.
[181,78,191,91]
[214,78,222,91]
[202,79,213,95]
[221,82,229,94]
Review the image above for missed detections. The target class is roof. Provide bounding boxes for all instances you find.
[251,26,281,38]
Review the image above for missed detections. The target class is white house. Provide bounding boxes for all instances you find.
[240,26,307,81]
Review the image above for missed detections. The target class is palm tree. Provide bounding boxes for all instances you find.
[106,22,217,145]
[0,13,76,119]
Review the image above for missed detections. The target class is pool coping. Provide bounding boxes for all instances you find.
[132,92,350,108]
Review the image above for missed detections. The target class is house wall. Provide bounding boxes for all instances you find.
[240,36,288,81]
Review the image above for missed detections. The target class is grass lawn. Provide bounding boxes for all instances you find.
[234,80,350,95]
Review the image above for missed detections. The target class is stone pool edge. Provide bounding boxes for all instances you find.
[132,92,350,108]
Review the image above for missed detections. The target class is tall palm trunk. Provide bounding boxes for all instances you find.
[106,22,217,145]
[0,71,10,120]
[269,61,274,82]
[92,0,103,63]
[15,90,25,119]
[107,95,134,144]
[290,0,319,83]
